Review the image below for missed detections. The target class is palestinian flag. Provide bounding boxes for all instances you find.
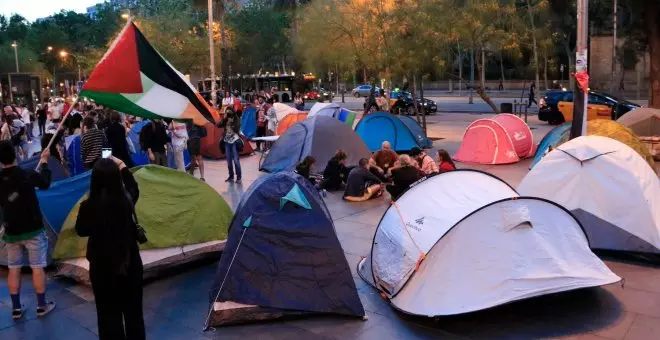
[80,21,218,125]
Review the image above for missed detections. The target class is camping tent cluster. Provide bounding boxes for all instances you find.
[201,122,254,159]
[355,112,432,152]
[357,169,620,316]
[520,136,660,255]
[206,172,365,327]
[454,114,535,164]
[531,119,655,169]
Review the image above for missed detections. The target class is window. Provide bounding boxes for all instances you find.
[562,92,574,102]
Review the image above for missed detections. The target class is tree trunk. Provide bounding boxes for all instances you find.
[543,50,549,90]
[476,49,500,114]
[499,51,505,86]
[526,0,540,89]
[647,2,660,108]
[421,77,427,133]
[412,74,421,125]
[481,49,486,87]
[458,47,463,94]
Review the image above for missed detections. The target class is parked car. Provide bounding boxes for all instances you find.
[390,91,437,115]
[538,90,639,124]
[304,87,334,102]
[352,85,381,98]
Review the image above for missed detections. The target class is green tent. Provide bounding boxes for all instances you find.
[53,165,233,284]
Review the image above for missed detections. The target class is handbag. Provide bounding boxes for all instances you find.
[129,203,148,244]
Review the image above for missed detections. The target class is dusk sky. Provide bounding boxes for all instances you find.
[0,0,100,22]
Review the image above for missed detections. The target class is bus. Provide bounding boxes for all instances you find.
[198,74,300,103]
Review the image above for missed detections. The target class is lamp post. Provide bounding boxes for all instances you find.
[207,0,217,108]
[11,41,19,72]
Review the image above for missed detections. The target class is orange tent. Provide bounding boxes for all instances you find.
[277,113,308,135]
[200,123,254,159]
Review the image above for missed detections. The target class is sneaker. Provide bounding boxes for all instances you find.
[235,178,242,184]
[11,306,24,320]
[36,301,56,317]
[225,177,234,183]
[200,178,206,182]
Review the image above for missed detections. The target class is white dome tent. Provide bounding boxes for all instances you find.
[308,102,341,117]
[518,135,660,255]
[358,170,620,317]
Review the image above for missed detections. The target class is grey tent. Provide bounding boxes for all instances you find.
[260,115,371,173]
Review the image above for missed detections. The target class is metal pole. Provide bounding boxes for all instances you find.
[611,0,617,94]
[52,67,56,98]
[207,0,217,108]
[570,0,589,139]
[469,48,474,104]
[13,41,19,73]
[8,74,13,103]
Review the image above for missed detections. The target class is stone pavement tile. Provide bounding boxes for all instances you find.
[282,314,377,339]
[604,260,660,294]
[0,286,87,329]
[59,302,98,332]
[352,312,462,340]
[624,315,660,340]
[602,284,660,318]
[334,220,376,243]
[338,205,388,226]
[589,312,637,340]
[337,234,372,257]
[205,322,332,340]
[1,306,97,340]
[356,284,397,319]
[344,253,365,279]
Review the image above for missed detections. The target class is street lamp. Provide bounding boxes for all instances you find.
[11,41,19,72]
[59,50,68,58]
[47,46,53,52]
[121,13,130,20]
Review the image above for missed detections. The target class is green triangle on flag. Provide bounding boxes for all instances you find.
[243,215,252,228]
[280,184,311,210]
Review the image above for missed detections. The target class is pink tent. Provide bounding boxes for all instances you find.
[454,114,534,164]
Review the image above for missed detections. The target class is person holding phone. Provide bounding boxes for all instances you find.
[74,156,145,340]
[81,116,109,170]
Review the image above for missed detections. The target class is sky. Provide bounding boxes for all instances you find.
[0,0,100,22]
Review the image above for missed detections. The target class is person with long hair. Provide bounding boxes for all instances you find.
[295,156,317,185]
[294,92,305,111]
[74,157,145,340]
[436,149,456,173]
[322,149,349,191]
[37,104,48,136]
[218,109,242,183]
[105,111,134,168]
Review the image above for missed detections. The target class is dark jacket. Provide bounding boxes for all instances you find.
[387,166,424,200]
[218,115,241,140]
[344,167,381,198]
[295,163,315,185]
[140,121,170,153]
[75,168,140,272]
[0,165,51,242]
[106,122,134,168]
[322,159,348,191]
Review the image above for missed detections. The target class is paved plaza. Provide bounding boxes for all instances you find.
[1,112,659,340]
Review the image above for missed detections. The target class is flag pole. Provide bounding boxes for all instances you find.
[36,98,79,170]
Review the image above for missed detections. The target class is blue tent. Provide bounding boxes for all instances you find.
[36,171,91,234]
[240,107,258,139]
[129,121,191,169]
[65,134,86,176]
[207,172,364,326]
[19,155,69,182]
[530,122,572,169]
[260,116,371,173]
[355,112,431,152]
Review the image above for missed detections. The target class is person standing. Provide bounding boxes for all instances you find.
[218,109,242,183]
[81,117,108,169]
[105,111,134,168]
[186,121,206,182]
[528,82,538,108]
[19,104,32,143]
[74,157,145,340]
[0,143,55,320]
[49,99,63,123]
[255,106,267,152]
[139,120,169,167]
[37,104,48,136]
[376,89,390,112]
[265,98,278,136]
[294,92,305,111]
[168,120,188,171]
[3,110,28,162]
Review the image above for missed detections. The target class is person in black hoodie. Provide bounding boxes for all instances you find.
[0,142,55,320]
[139,120,170,167]
[105,111,134,168]
[322,149,349,191]
[386,154,425,200]
[74,156,145,340]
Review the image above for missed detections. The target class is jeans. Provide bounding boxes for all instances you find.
[25,123,33,141]
[38,120,46,135]
[173,149,185,171]
[6,231,48,269]
[224,142,242,179]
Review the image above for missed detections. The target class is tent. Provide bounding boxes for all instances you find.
[240,107,258,138]
[308,102,341,117]
[354,112,432,152]
[0,172,91,267]
[518,136,660,255]
[260,115,371,173]
[530,122,571,169]
[617,108,660,161]
[273,103,301,122]
[553,119,655,167]
[200,123,253,159]
[207,172,364,326]
[453,114,535,164]
[129,120,192,168]
[19,155,69,182]
[52,165,233,284]
[276,113,308,135]
[337,108,357,127]
[358,170,518,295]
[617,108,660,137]
[65,134,86,176]
[360,197,620,317]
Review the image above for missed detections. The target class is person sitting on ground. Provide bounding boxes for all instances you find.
[344,158,384,202]
[386,155,425,200]
[322,149,349,191]
[410,146,438,176]
[81,116,108,170]
[295,156,318,185]
[436,149,457,173]
[0,142,56,320]
[369,141,398,179]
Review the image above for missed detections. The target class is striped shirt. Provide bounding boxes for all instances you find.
[81,128,108,166]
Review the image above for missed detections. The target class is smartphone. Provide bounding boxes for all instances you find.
[102,148,112,159]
